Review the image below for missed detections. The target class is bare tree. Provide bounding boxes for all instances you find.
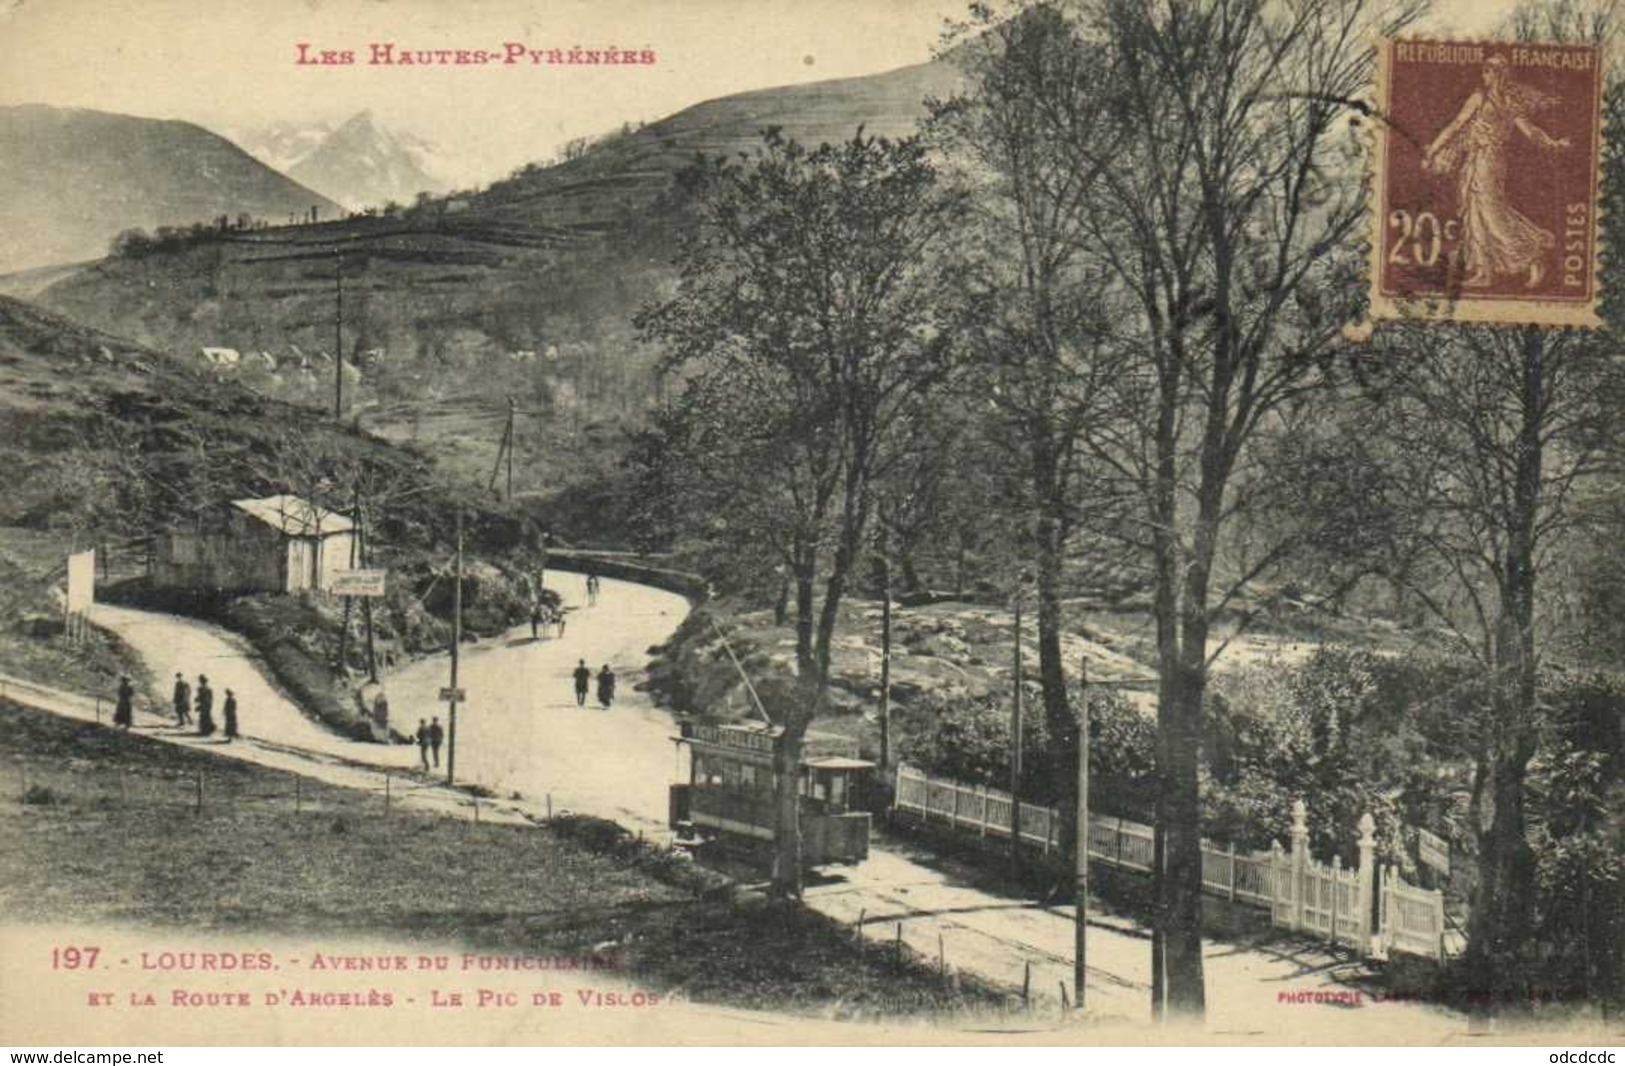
[637,128,962,896]
[1044,0,1421,1017]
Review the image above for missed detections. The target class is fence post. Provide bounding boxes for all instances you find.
[1356,812,1377,958]
[1379,865,1393,958]
[1270,839,1286,926]
[1290,799,1308,933]
[977,786,988,837]
[1432,887,1446,963]
[1228,841,1238,902]
[951,781,961,828]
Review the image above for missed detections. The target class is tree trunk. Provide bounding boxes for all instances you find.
[1033,442,1075,870]
[1466,327,1544,994]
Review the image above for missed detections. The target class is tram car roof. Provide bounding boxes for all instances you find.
[674,719,873,768]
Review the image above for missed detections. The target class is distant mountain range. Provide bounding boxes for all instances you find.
[228,111,448,211]
[0,105,340,274]
[31,57,962,488]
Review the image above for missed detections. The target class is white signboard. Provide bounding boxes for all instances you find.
[1417,827,1450,876]
[329,568,387,597]
[65,550,95,614]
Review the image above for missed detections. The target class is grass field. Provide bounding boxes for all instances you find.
[0,701,1009,1021]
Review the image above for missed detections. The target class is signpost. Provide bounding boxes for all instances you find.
[439,687,466,703]
[330,568,387,597]
[1417,827,1450,877]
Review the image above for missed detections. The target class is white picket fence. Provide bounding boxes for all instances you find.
[893,763,1447,963]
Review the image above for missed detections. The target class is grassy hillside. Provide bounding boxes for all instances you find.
[0,105,341,273]
[0,294,548,734]
[31,60,962,505]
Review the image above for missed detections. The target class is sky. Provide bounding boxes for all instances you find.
[0,0,1518,190]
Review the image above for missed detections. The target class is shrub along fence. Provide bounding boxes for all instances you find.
[893,763,1447,964]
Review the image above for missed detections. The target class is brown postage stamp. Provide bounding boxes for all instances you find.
[1371,38,1604,328]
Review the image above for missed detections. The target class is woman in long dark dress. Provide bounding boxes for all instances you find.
[113,676,134,729]
[222,689,239,742]
[195,675,216,737]
[596,664,616,709]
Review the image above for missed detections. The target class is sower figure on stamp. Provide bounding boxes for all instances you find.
[172,672,191,727]
[114,675,134,730]
[195,674,215,737]
[1423,54,1570,288]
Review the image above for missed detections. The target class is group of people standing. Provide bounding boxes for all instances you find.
[161,672,239,740]
[529,602,565,640]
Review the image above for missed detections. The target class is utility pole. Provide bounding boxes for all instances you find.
[333,256,344,421]
[359,483,377,681]
[487,400,515,500]
[446,510,463,786]
[878,521,892,771]
[1075,657,1090,1011]
[1010,581,1024,853]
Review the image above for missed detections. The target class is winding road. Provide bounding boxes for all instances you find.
[67,573,1473,1040]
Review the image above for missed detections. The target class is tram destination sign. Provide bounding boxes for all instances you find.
[330,568,387,597]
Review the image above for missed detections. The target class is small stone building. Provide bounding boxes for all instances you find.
[151,495,357,595]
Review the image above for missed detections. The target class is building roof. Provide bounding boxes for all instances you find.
[231,495,354,537]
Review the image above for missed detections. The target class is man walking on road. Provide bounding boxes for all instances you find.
[415,719,431,770]
[172,672,191,727]
[572,659,591,706]
[596,664,616,709]
[428,716,444,768]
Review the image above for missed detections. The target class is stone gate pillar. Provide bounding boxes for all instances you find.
[1356,812,1378,957]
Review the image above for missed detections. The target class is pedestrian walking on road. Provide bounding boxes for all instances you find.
[572,659,591,706]
[172,673,191,727]
[596,664,616,709]
[428,716,444,768]
[114,675,134,730]
[195,675,216,737]
[222,689,239,741]
[530,602,542,640]
[556,611,566,639]
[415,718,431,770]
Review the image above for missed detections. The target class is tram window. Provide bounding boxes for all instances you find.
[829,773,846,809]
[739,764,756,788]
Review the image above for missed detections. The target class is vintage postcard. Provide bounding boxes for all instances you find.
[1,0,1622,1052]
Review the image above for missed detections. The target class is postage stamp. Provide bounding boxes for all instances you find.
[1371,38,1604,328]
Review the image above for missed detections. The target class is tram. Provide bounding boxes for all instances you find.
[669,719,874,867]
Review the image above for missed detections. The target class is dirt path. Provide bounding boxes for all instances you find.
[17,579,1473,1040]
